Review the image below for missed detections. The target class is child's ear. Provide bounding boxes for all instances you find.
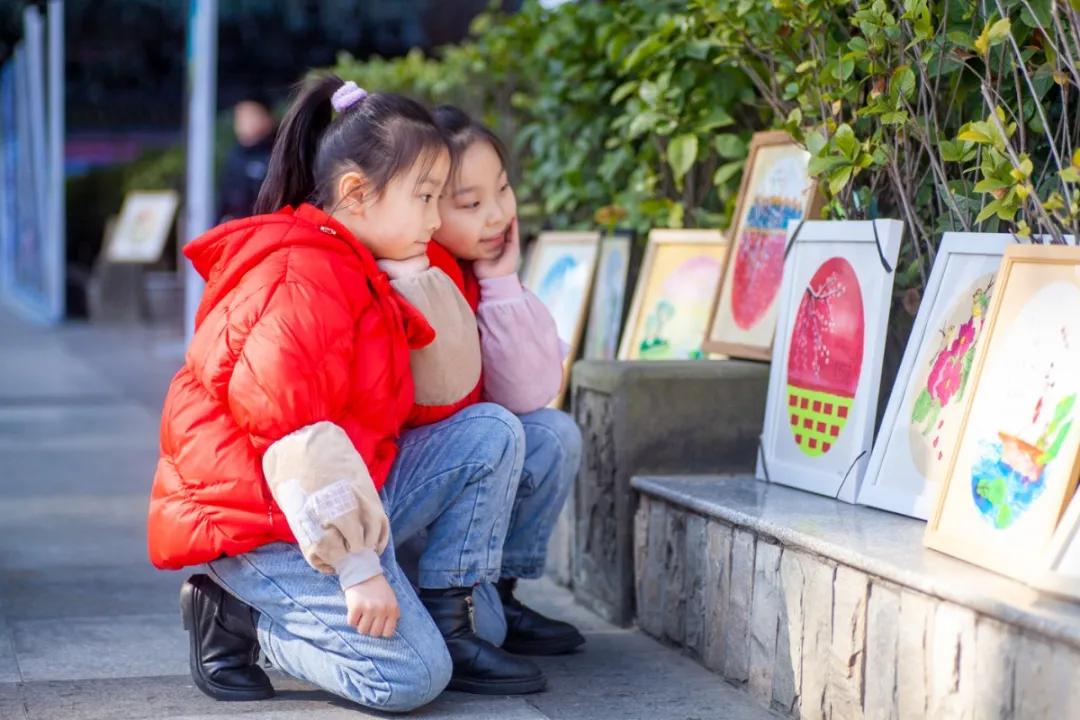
[336,171,369,215]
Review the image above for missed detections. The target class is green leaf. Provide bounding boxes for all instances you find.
[611,81,637,105]
[713,133,746,158]
[696,107,735,132]
[890,64,916,99]
[974,178,1009,192]
[833,124,859,158]
[976,200,1003,223]
[713,159,744,186]
[668,134,699,185]
[1061,167,1080,183]
[828,165,855,195]
[805,131,827,156]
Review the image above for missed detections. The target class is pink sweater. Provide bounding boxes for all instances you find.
[475,274,566,413]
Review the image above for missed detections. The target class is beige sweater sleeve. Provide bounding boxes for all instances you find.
[262,421,389,589]
[390,267,482,406]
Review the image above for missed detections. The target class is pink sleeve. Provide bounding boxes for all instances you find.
[476,274,566,414]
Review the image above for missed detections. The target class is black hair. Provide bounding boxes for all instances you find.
[254,73,447,215]
[431,105,510,186]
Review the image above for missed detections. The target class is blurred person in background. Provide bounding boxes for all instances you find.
[217,93,276,222]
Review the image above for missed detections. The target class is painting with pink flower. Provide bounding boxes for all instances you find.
[858,233,1015,519]
[908,274,993,475]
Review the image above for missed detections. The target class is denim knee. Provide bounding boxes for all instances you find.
[463,402,527,473]
[340,641,452,713]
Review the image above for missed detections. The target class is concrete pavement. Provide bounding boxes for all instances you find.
[0,307,774,720]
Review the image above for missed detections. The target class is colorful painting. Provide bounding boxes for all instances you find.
[619,230,727,361]
[908,275,994,474]
[858,234,1014,519]
[759,220,903,501]
[583,234,631,360]
[705,132,814,360]
[926,245,1080,581]
[785,257,865,457]
[521,231,601,407]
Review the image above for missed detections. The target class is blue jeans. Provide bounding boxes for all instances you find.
[398,408,582,645]
[207,403,525,713]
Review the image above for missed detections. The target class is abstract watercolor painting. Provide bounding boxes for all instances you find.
[926,245,1080,581]
[618,230,727,361]
[583,233,631,360]
[758,220,903,501]
[522,231,601,405]
[704,131,816,360]
[858,234,1015,519]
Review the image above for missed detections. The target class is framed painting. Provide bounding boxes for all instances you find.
[857,233,1016,519]
[521,231,601,405]
[758,220,903,501]
[105,190,179,263]
[583,232,632,361]
[618,229,728,361]
[925,244,1080,581]
[703,131,819,360]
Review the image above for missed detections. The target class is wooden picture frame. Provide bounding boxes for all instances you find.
[618,229,728,361]
[583,231,633,361]
[703,131,821,360]
[925,244,1080,581]
[105,190,179,264]
[856,233,1016,519]
[521,231,602,406]
[758,220,903,501]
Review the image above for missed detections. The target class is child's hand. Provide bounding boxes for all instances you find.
[377,254,431,280]
[345,574,400,638]
[473,217,521,280]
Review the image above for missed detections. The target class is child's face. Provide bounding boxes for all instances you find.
[434,140,517,261]
[336,148,450,261]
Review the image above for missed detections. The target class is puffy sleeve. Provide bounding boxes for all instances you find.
[227,279,388,589]
[476,274,566,413]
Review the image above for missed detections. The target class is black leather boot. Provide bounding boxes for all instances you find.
[180,574,274,701]
[497,577,585,656]
[420,587,546,695]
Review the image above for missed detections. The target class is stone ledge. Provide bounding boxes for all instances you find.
[632,474,1080,649]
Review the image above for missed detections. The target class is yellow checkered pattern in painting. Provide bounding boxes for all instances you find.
[786,384,852,457]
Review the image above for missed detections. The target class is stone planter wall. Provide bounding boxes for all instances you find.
[633,475,1080,720]
[558,360,770,625]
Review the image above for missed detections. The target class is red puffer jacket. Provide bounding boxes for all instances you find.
[148,204,434,570]
[406,241,483,427]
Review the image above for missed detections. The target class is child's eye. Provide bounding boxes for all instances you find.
[420,194,433,203]
[458,201,481,210]
[500,183,510,193]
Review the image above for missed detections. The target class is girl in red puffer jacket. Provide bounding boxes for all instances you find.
[149,75,548,713]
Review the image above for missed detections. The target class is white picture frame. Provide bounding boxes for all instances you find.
[105,190,179,264]
[758,219,903,501]
[1030,490,1080,600]
[856,233,1016,518]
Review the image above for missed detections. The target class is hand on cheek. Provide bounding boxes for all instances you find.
[473,217,521,280]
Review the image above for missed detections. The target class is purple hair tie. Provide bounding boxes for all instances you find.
[331,81,368,113]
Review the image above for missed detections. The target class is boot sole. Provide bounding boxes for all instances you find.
[503,633,586,656]
[180,582,275,702]
[447,673,547,695]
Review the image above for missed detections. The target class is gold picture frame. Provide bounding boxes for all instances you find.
[618,229,728,361]
[925,244,1080,581]
[521,231,602,407]
[703,130,821,360]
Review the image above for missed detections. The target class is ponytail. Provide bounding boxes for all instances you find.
[253,74,339,214]
[254,73,447,216]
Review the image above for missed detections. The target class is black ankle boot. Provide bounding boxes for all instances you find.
[497,578,585,656]
[180,574,274,701]
[420,587,546,695]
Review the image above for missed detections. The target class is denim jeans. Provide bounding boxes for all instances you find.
[398,408,582,645]
[207,403,525,712]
